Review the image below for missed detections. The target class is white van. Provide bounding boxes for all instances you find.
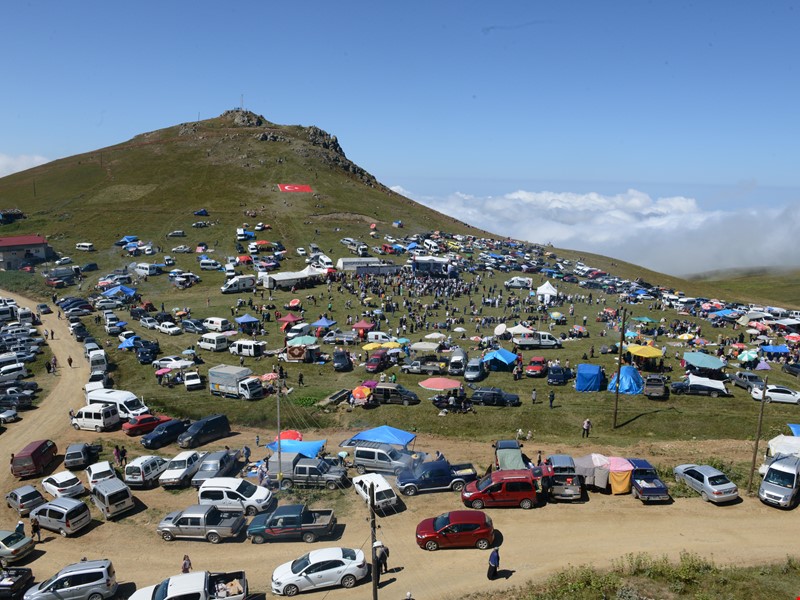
[0,363,28,383]
[198,477,274,515]
[75,242,95,252]
[71,403,121,432]
[228,340,267,357]
[88,349,108,372]
[423,239,441,254]
[83,381,106,398]
[203,317,234,332]
[91,478,135,520]
[199,259,221,271]
[86,389,149,419]
[198,332,230,352]
[124,455,169,489]
[366,331,394,344]
[352,473,398,512]
[135,263,159,277]
[285,322,313,341]
[0,352,21,370]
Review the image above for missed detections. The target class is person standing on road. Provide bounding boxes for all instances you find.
[181,555,192,573]
[67,356,73,368]
[113,446,121,466]
[30,517,41,542]
[375,540,389,574]
[487,548,499,580]
[549,390,555,409]
[582,418,592,438]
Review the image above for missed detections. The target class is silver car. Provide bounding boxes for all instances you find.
[5,485,46,516]
[673,464,739,504]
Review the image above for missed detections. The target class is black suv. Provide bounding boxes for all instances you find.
[141,419,191,449]
[547,366,573,386]
[471,387,521,407]
[333,349,353,372]
[177,414,231,449]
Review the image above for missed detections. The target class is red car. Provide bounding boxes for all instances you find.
[415,510,494,551]
[525,357,548,377]
[122,414,171,436]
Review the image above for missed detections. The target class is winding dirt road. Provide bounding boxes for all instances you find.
[2,289,799,600]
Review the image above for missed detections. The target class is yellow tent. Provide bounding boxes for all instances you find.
[626,344,663,358]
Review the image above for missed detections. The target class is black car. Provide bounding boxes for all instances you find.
[141,419,191,449]
[73,327,89,342]
[153,311,173,324]
[547,366,573,386]
[136,347,158,365]
[670,380,731,398]
[0,393,32,409]
[129,307,148,319]
[0,380,38,393]
[182,319,207,334]
[782,363,800,378]
[81,263,98,272]
[470,387,521,407]
[133,338,160,352]
[333,349,353,372]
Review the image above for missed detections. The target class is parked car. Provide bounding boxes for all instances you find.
[85,461,118,491]
[674,464,739,504]
[172,245,192,253]
[524,356,548,377]
[28,498,92,537]
[5,485,46,516]
[415,510,494,551]
[151,355,194,369]
[123,414,173,436]
[0,530,35,567]
[64,442,101,470]
[271,547,368,596]
[670,379,731,397]
[140,317,158,329]
[157,321,182,336]
[23,559,117,600]
[731,371,764,391]
[470,387,521,407]
[159,450,205,488]
[141,419,191,449]
[191,450,240,488]
[158,504,246,544]
[782,363,800,377]
[42,471,85,498]
[36,303,52,315]
[182,319,207,334]
[643,374,670,399]
[751,385,800,404]
[547,365,573,385]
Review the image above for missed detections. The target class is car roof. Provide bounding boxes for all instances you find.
[445,510,487,524]
[129,455,162,465]
[40,497,84,509]
[307,547,354,562]
[9,484,38,495]
[691,464,725,477]
[199,477,241,489]
[171,450,199,460]
[57,559,112,574]
[626,458,654,469]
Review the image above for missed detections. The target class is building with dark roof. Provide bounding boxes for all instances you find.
[0,235,55,270]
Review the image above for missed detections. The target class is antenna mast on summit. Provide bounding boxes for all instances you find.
[240,94,244,111]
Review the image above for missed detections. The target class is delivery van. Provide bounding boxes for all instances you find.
[71,403,121,432]
[11,440,58,478]
[75,242,95,252]
[203,317,234,332]
[135,263,159,277]
[86,389,149,419]
[198,332,230,352]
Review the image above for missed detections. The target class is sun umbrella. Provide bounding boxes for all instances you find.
[731,342,747,349]
[549,312,563,319]
[746,328,761,335]
[352,386,372,400]
[287,298,302,308]
[572,325,587,333]
[261,372,279,381]
[693,338,708,345]
[396,337,410,344]
[361,380,378,389]
[181,349,196,355]
[288,335,317,346]
[785,334,800,342]
[738,350,759,362]
[453,327,466,333]
[275,430,303,441]
[470,336,482,342]
[677,333,694,340]
[425,332,446,340]
[155,368,171,376]
[494,323,507,336]
[382,341,401,349]
[418,377,462,391]
[362,342,383,351]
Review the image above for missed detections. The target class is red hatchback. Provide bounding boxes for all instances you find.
[122,414,171,436]
[415,510,494,551]
[525,357,548,377]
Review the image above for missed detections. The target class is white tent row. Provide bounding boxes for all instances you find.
[536,280,558,304]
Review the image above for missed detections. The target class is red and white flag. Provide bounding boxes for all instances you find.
[278,184,313,193]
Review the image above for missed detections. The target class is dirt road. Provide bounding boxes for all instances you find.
[3,289,800,600]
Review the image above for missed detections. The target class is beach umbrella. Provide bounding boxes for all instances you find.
[470,336,482,342]
[396,337,410,344]
[785,334,800,342]
[493,323,507,336]
[155,368,172,376]
[352,386,372,400]
[730,343,747,349]
[677,333,694,340]
[287,298,302,308]
[382,341,401,349]
[694,338,708,345]
[425,332,446,340]
[549,312,563,319]
[362,380,378,389]
[453,327,466,333]
[418,377,462,391]
[261,372,279,381]
[275,430,303,441]
[738,350,758,362]
[288,335,317,346]
[362,342,382,351]
[746,328,761,335]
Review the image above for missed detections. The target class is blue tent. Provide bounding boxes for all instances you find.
[481,348,517,371]
[311,317,337,328]
[102,285,136,297]
[575,364,603,392]
[118,335,140,349]
[607,365,644,394]
[349,426,416,448]
[683,352,725,370]
[266,439,326,458]
[406,242,418,250]
[761,344,789,353]
[235,314,259,324]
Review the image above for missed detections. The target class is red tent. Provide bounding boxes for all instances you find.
[237,255,253,264]
[352,319,375,330]
[277,313,303,324]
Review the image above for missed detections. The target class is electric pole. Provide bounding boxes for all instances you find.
[613,308,627,429]
[747,375,769,494]
[369,483,378,600]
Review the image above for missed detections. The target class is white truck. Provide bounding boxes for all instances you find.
[759,434,800,475]
[207,365,265,400]
[220,275,257,294]
[130,571,247,600]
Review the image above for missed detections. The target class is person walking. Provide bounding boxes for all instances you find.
[487,547,500,580]
[30,517,41,542]
[549,390,555,409]
[531,388,537,405]
[113,446,121,466]
[119,447,128,466]
[375,541,390,574]
[67,356,73,368]
[181,555,192,573]
[298,372,304,387]
[582,418,592,438]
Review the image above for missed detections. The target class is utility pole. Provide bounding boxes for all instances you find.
[369,483,378,600]
[276,385,282,487]
[613,308,627,429]
[747,375,769,494]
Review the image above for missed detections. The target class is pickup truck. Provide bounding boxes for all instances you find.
[246,503,337,544]
[321,329,358,345]
[129,571,247,600]
[267,453,348,490]
[158,504,246,544]
[395,458,478,496]
[629,458,671,503]
[0,568,32,600]
[400,359,447,375]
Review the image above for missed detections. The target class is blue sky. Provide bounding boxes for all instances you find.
[2,1,799,275]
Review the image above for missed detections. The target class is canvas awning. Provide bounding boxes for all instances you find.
[683,352,725,370]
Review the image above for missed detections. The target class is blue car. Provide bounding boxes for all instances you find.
[141,419,191,450]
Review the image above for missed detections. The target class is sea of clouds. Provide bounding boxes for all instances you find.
[391,186,800,276]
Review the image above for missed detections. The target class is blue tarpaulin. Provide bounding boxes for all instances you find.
[760,345,789,353]
[349,426,416,448]
[118,335,140,349]
[789,424,800,436]
[235,314,259,324]
[683,352,725,370]
[102,285,136,297]
[575,364,603,392]
[266,439,326,458]
[481,348,518,371]
[607,365,644,394]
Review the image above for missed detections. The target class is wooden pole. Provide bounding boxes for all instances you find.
[370,483,378,600]
[613,308,627,429]
[747,375,768,494]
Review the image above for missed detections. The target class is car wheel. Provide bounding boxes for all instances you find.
[471,499,484,509]
[251,534,266,545]
[59,529,68,538]
[206,532,221,544]
[632,488,639,499]
[162,531,175,541]
[451,481,465,492]
[95,425,102,433]
[356,465,366,475]
[476,538,490,550]
[341,574,357,588]
[280,479,293,490]
[302,532,317,543]
[88,594,103,600]
[72,423,80,430]
[520,498,533,509]
[701,491,709,502]
[283,584,299,597]
[246,506,258,516]
[326,480,337,491]
[403,485,418,496]
[425,540,439,551]
[403,399,410,406]
[710,392,719,398]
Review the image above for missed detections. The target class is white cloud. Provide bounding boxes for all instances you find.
[395,186,800,276]
[0,154,50,177]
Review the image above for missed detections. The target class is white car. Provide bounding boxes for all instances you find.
[65,307,91,317]
[151,356,195,370]
[42,471,85,498]
[54,257,72,266]
[94,299,122,310]
[752,385,800,404]
[157,321,182,336]
[159,451,205,488]
[255,223,267,231]
[296,247,307,256]
[86,461,118,491]
[184,372,203,391]
[140,317,159,329]
[271,547,368,596]
[172,245,192,253]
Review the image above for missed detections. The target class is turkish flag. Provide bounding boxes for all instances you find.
[278,184,313,193]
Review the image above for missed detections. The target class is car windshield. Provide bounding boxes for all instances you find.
[291,553,311,574]
[152,578,171,600]
[432,513,451,531]
[386,448,401,461]
[765,468,795,489]
[169,460,186,469]
[476,474,495,491]
[1,532,25,546]
[93,469,113,480]
[60,476,80,487]
[200,462,219,472]
[124,398,144,410]
[236,480,257,498]
[341,548,356,560]
[708,474,731,486]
